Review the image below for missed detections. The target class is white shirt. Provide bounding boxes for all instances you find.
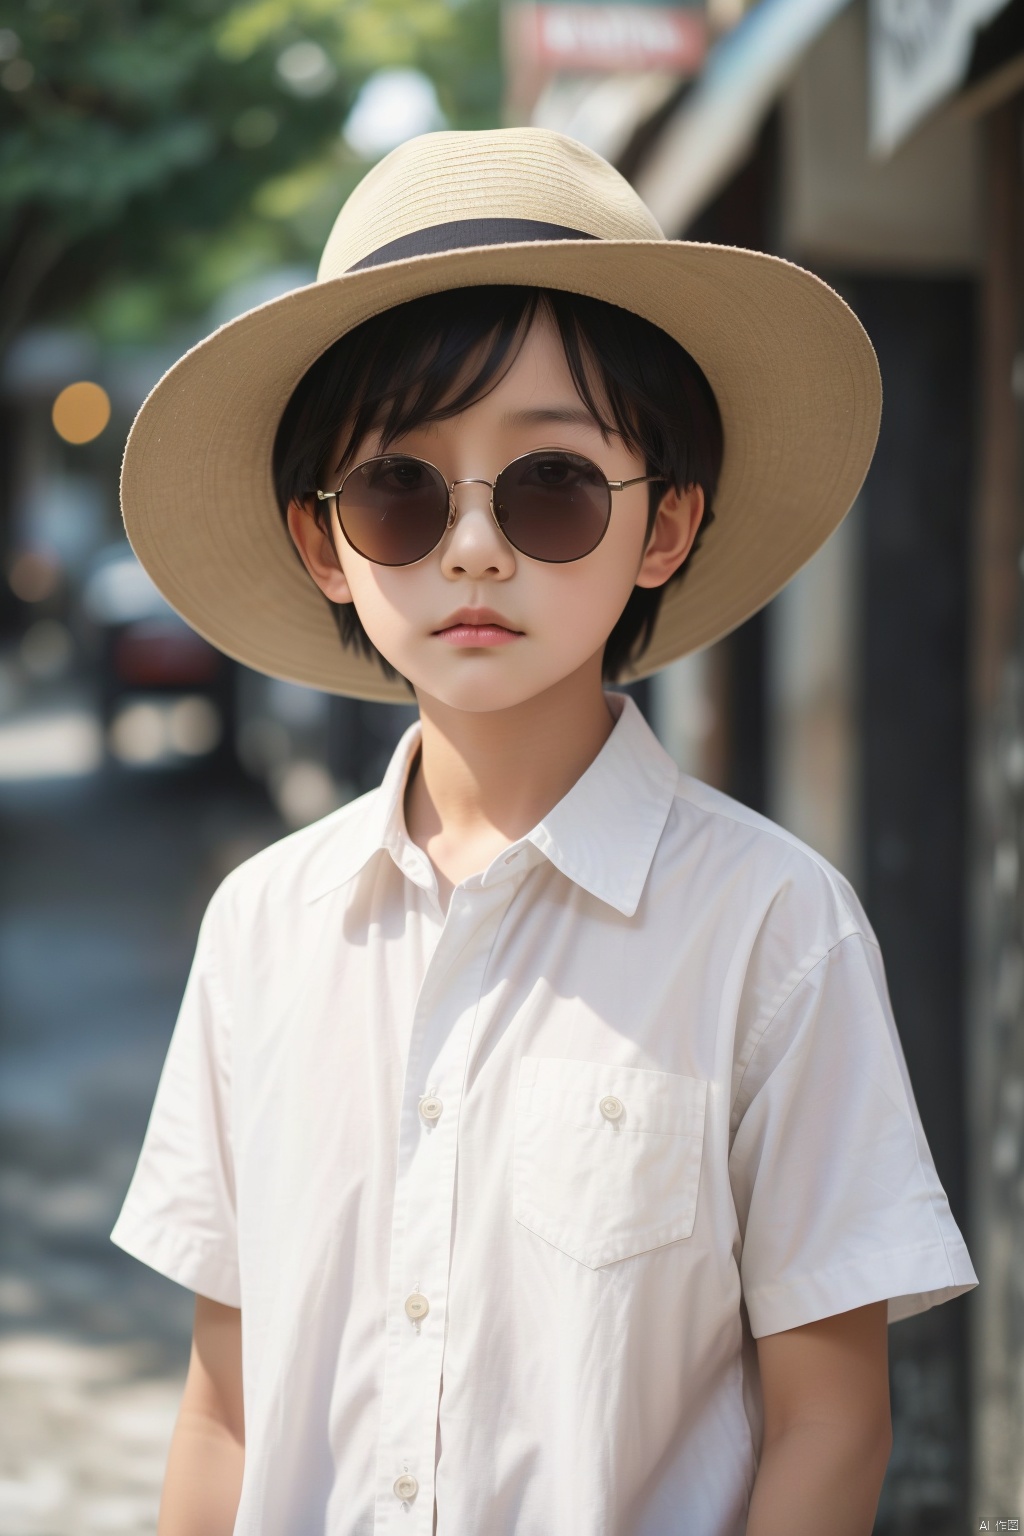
[112,694,976,1536]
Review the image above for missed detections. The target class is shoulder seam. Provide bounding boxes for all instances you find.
[730,930,876,1123]
[210,786,382,896]
[672,779,851,889]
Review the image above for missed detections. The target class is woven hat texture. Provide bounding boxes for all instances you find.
[121,128,881,702]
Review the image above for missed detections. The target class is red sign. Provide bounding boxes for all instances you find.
[524,4,705,74]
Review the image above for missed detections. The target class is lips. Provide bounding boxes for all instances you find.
[432,607,524,649]
[433,607,522,635]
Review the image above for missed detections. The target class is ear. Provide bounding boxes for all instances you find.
[634,484,704,590]
[287,497,353,605]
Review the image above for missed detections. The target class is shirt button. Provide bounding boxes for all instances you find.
[419,1095,443,1123]
[599,1094,624,1122]
[394,1473,418,1501]
[405,1292,429,1321]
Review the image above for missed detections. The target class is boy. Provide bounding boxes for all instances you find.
[112,129,976,1535]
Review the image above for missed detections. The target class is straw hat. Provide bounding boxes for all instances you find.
[121,127,881,703]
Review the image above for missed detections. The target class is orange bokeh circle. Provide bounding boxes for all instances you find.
[52,381,111,444]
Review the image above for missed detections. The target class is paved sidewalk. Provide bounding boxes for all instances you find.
[0,751,281,1532]
[0,1334,181,1534]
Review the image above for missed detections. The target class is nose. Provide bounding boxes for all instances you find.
[439,482,516,582]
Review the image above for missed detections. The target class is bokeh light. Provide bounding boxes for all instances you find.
[275,40,336,98]
[108,696,223,766]
[231,106,279,149]
[51,382,111,445]
[19,620,73,680]
[7,549,62,603]
[343,70,447,158]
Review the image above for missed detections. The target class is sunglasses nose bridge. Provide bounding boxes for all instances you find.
[446,476,500,533]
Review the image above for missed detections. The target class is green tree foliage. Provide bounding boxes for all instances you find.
[0,0,500,348]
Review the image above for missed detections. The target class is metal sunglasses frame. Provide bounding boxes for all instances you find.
[315,448,665,566]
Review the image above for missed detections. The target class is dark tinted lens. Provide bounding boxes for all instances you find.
[334,456,449,565]
[493,451,611,562]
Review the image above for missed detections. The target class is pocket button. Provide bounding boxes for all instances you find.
[599,1094,624,1122]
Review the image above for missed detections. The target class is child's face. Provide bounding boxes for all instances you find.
[289,312,703,713]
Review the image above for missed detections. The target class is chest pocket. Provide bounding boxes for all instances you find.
[512,1057,707,1269]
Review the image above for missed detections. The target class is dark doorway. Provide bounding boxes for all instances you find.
[850,275,974,1536]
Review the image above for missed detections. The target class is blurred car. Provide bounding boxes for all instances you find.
[81,542,235,768]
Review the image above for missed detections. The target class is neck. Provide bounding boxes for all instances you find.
[404,656,617,902]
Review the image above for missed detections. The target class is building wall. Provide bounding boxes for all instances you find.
[970,97,1024,1521]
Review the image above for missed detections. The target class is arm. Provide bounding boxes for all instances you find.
[158,1295,245,1536]
[746,1300,892,1536]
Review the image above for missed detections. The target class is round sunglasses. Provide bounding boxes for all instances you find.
[315,449,664,568]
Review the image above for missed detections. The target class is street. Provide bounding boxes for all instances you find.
[0,751,283,1533]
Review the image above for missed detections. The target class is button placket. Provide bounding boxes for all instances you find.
[373,881,517,1532]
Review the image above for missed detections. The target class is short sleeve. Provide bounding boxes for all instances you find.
[110,894,241,1307]
[729,932,976,1337]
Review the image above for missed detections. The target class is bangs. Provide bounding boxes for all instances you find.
[276,286,629,501]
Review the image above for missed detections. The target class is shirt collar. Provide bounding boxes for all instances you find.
[522,693,678,916]
[304,693,678,916]
[302,719,423,903]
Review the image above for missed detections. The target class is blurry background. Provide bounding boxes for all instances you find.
[0,0,1021,1528]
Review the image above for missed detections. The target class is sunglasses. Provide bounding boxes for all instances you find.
[315,449,664,567]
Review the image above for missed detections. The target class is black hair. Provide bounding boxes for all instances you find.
[273,285,723,685]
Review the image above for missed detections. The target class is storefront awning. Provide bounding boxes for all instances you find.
[633,0,853,233]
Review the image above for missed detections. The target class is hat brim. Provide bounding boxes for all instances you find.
[121,240,880,703]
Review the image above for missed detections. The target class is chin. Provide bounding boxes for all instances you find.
[406,662,566,714]
[417,681,540,713]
